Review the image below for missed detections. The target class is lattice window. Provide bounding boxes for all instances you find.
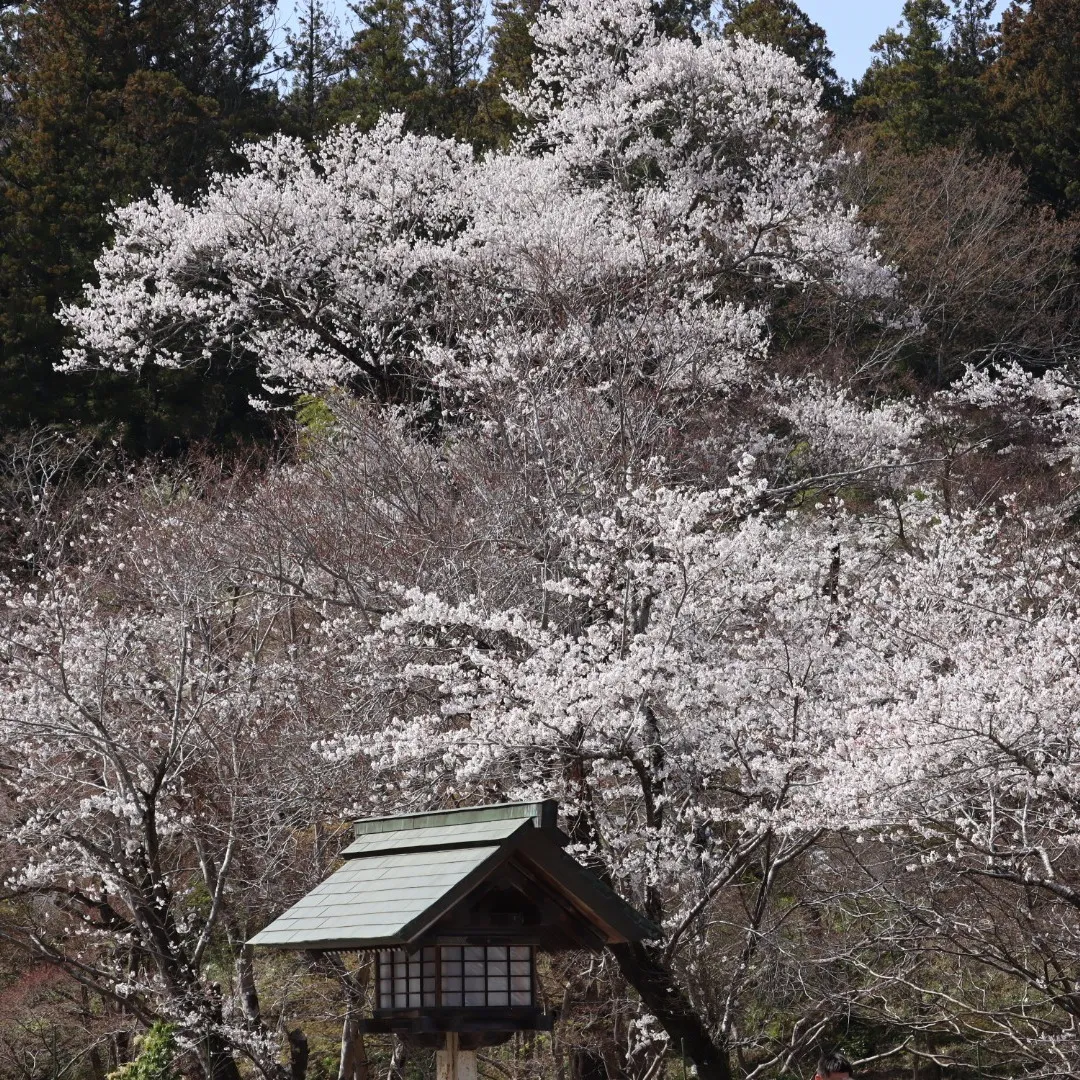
[376,946,436,1008]
[376,945,533,1010]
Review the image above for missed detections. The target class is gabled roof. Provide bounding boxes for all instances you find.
[248,800,658,952]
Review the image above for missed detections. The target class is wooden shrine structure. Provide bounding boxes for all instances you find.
[250,800,658,1079]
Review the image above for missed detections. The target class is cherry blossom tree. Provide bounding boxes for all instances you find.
[0,468,372,1080]
[41,0,1080,1076]
[5,398,1080,1078]
[60,0,889,410]
[822,502,1080,1075]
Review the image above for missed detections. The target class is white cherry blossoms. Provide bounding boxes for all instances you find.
[61,0,892,409]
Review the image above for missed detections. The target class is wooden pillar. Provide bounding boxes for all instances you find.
[436,1034,477,1080]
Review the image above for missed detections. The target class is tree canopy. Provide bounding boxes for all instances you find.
[854,0,995,149]
[720,0,846,110]
[986,0,1080,213]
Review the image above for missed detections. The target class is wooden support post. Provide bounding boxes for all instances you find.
[436,1033,477,1080]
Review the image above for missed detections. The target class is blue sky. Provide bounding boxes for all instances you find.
[800,0,1012,83]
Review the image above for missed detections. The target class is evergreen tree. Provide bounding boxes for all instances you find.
[946,0,996,137]
[414,0,484,92]
[0,0,277,450]
[410,0,485,136]
[720,0,846,112]
[279,0,345,137]
[949,0,997,78]
[855,0,992,149]
[328,0,422,130]
[856,0,953,148]
[652,0,711,40]
[985,0,1080,213]
[487,0,543,92]
[475,0,543,147]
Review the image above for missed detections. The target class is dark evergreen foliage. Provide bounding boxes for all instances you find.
[853,0,995,150]
[986,0,1080,213]
[278,0,346,138]
[0,0,279,452]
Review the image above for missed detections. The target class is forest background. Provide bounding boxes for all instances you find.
[7,3,1080,1080]
[6,0,1080,454]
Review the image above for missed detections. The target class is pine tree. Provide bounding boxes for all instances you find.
[279,0,345,136]
[949,0,997,78]
[487,0,542,93]
[854,0,991,149]
[328,0,422,130]
[414,0,484,92]
[469,0,543,148]
[0,0,277,449]
[409,0,486,137]
[946,0,996,139]
[985,0,1080,213]
[652,0,711,40]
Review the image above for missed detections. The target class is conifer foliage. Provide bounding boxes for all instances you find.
[0,0,278,448]
[986,0,1080,213]
[854,0,994,149]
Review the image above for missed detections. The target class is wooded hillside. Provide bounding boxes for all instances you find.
[4,2,1080,1079]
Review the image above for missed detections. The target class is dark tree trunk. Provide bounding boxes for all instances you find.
[609,943,732,1080]
[88,1044,107,1080]
[289,1029,310,1080]
[570,1049,606,1080]
[236,944,262,1024]
[112,1030,132,1073]
[205,1033,244,1080]
[570,1045,604,1080]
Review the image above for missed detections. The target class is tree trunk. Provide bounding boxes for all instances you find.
[386,1037,408,1080]
[236,944,262,1025]
[336,957,371,1080]
[80,987,108,1080]
[338,1011,371,1080]
[289,1029,310,1080]
[570,1049,606,1080]
[610,943,732,1080]
[204,1032,244,1080]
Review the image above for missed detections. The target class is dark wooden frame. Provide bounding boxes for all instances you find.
[375,944,534,1012]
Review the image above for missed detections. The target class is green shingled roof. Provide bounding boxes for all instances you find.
[248,800,658,952]
[348,801,556,838]
[248,845,504,949]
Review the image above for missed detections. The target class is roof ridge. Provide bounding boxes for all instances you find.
[352,800,558,836]
[342,821,533,860]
